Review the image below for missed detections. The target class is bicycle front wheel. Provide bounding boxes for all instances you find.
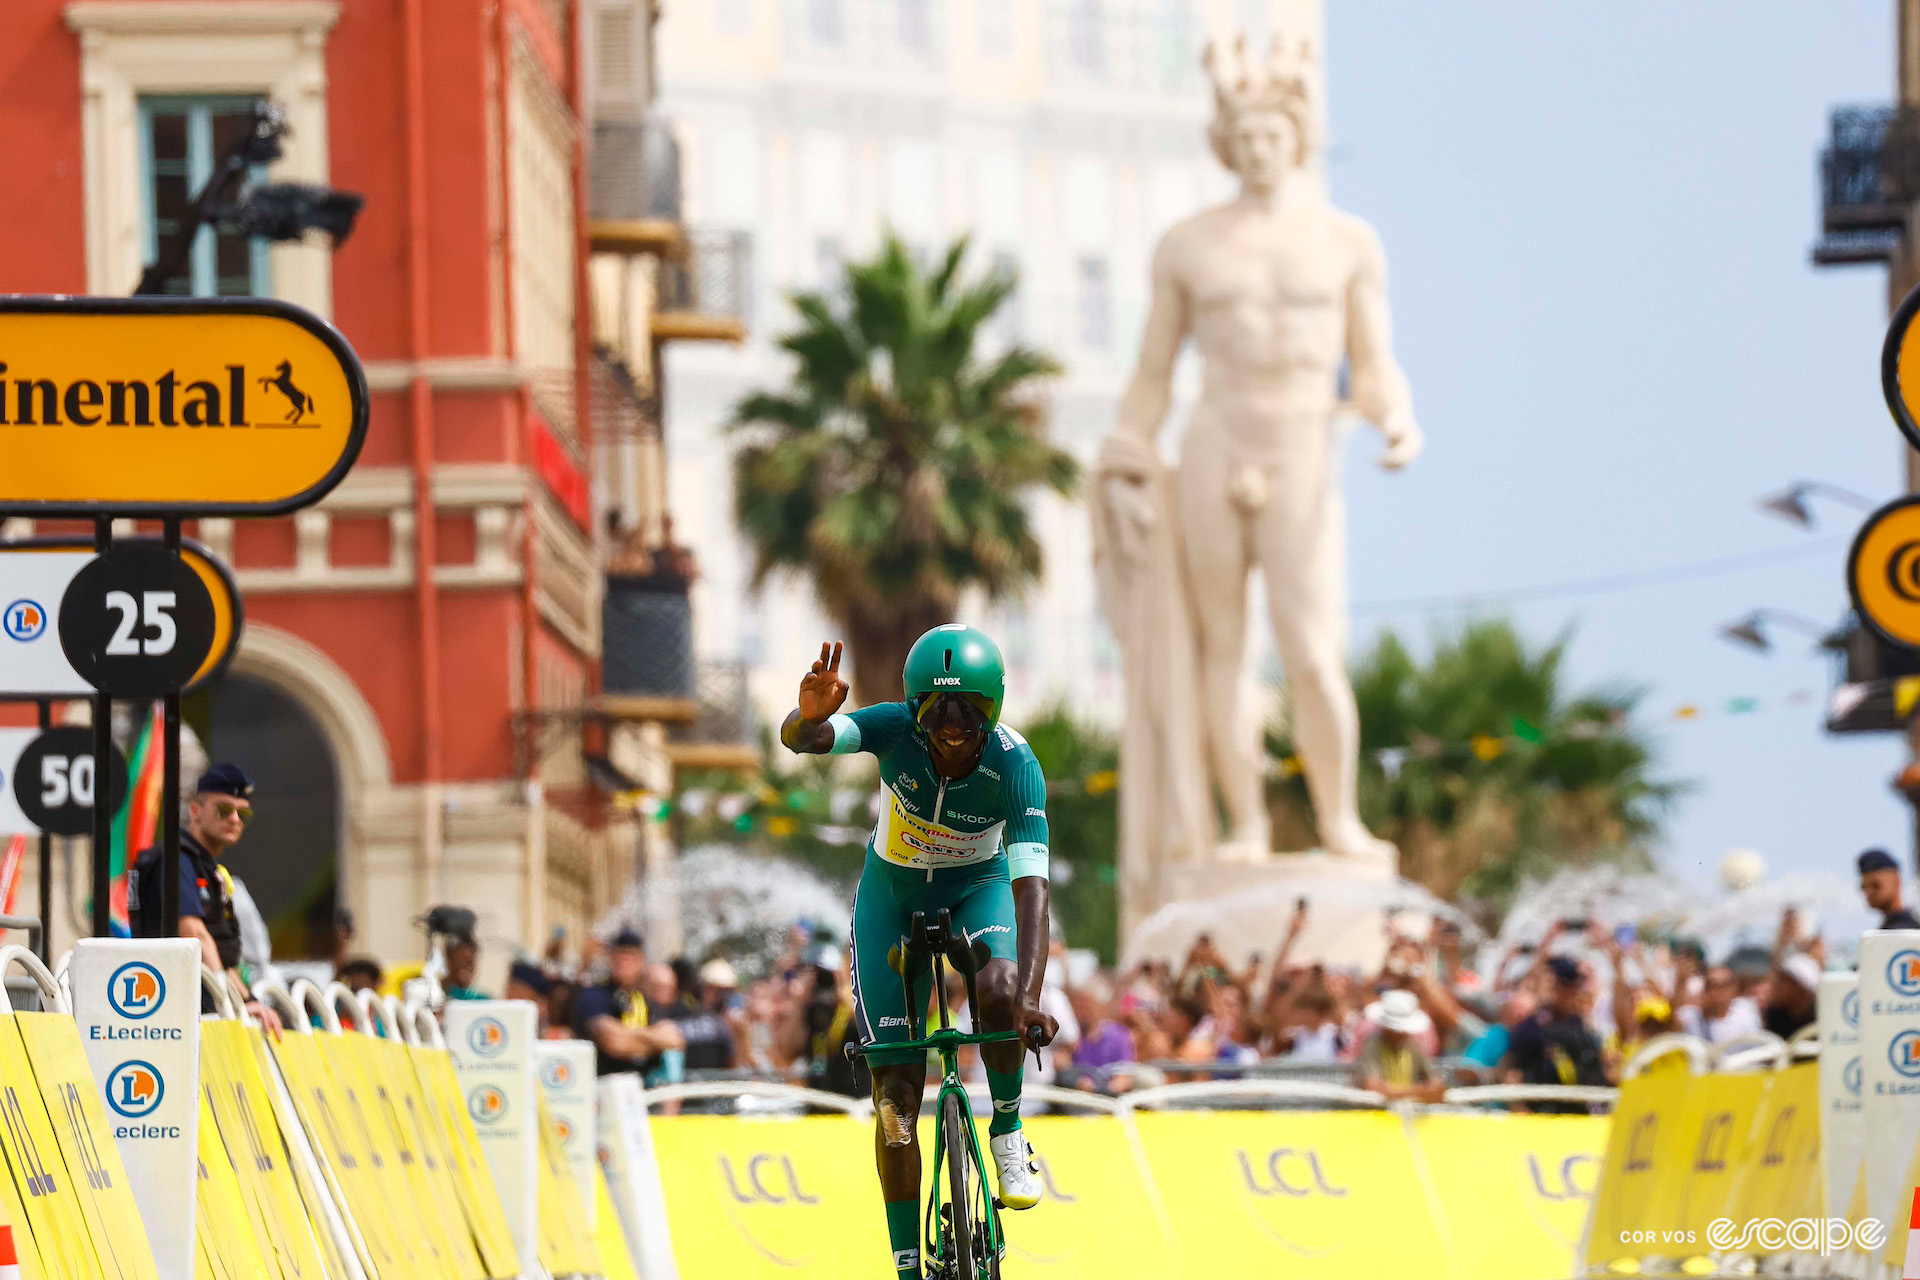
[941,1091,977,1280]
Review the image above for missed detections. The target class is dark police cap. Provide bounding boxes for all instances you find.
[195,762,254,799]
[608,927,645,951]
[507,960,552,995]
[1859,848,1901,876]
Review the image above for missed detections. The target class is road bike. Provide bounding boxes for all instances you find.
[851,908,1039,1280]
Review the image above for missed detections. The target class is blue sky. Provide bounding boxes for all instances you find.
[1322,2,1903,891]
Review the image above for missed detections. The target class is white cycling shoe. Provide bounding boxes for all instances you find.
[990,1130,1041,1210]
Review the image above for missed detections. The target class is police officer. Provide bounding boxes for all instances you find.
[131,763,282,1030]
[572,928,683,1076]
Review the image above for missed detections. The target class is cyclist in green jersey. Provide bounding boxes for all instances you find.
[782,625,1058,1280]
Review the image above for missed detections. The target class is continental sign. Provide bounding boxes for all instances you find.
[0,296,367,514]
[1849,496,1920,650]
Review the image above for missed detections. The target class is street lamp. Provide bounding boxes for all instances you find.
[1716,608,1838,653]
[1757,481,1877,530]
[133,100,363,297]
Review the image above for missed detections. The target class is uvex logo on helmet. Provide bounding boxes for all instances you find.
[1887,950,1920,998]
[467,1018,507,1057]
[467,1085,508,1124]
[107,962,165,1020]
[106,1061,164,1118]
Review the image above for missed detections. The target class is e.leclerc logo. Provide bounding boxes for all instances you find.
[1887,950,1920,998]
[467,1085,507,1124]
[467,1017,507,1058]
[2,599,45,642]
[107,961,165,1020]
[540,1057,572,1090]
[1843,988,1861,1027]
[1890,1030,1920,1079]
[106,1061,164,1118]
[1845,1057,1864,1096]
[555,1117,574,1143]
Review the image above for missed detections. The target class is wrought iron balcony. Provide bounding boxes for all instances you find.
[655,229,752,343]
[590,113,683,254]
[1813,104,1920,265]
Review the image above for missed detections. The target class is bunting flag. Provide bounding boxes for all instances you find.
[0,836,23,919]
[109,703,163,935]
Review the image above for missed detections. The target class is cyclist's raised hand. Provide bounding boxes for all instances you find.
[798,641,849,722]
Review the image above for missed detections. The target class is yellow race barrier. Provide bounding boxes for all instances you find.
[0,946,157,1280]
[1413,1111,1608,1280]
[536,1095,601,1276]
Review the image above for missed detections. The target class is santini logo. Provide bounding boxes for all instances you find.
[107,962,165,1020]
[467,1018,507,1058]
[105,1061,164,1119]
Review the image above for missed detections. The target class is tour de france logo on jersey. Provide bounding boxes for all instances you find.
[467,1017,507,1058]
[1888,951,1920,998]
[467,1085,508,1125]
[107,961,165,1020]
[540,1057,572,1090]
[105,1061,164,1119]
[2,599,45,643]
[1891,1031,1920,1079]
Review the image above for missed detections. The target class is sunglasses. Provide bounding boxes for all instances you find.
[913,691,995,729]
[211,802,253,823]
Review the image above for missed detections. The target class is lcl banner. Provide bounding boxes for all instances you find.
[534,1040,597,1226]
[445,999,538,1274]
[68,938,200,1280]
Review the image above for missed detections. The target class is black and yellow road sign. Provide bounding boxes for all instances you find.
[1849,495,1920,649]
[0,296,367,515]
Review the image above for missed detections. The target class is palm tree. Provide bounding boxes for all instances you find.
[731,233,1078,702]
[1266,619,1686,908]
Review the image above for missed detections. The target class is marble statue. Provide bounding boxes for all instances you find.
[1092,34,1422,911]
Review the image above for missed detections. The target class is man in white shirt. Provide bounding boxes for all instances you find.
[1678,964,1760,1043]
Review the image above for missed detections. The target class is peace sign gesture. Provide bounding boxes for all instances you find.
[798,641,850,722]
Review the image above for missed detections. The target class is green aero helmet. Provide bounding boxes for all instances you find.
[903,624,1005,729]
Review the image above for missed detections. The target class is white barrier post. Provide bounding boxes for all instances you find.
[533,1040,597,1225]
[597,1073,680,1280]
[1821,972,1866,1223]
[1858,932,1920,1256]
[445,1000,540,1275]
[68,937,200,1280]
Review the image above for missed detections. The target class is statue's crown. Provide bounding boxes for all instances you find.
[1203,33,1315,125]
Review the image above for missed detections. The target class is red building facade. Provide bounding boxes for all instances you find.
[0,0,712,977]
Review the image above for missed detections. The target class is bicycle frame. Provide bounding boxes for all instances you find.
[852,911,1021,1278]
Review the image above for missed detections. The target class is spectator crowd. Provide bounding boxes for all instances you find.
[323,846,1912,1110]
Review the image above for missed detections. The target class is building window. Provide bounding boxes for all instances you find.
[899,0,932,54]
[978,0,1014,57]
[815,235,845,288]
[1066,0,1104,75]
[1077,255,1109,350]
[138,96,269,297]
[808,0,844,44]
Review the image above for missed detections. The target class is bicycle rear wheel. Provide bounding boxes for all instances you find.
[941,1091,977,1280]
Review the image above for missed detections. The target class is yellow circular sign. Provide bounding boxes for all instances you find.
[1849,497,1920,649]
[1885,281,1920,453]
[0,296,366,514]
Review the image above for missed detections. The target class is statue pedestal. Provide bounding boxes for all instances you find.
[1123,849,1432,973]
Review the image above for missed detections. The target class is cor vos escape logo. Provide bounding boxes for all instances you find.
[0,298,368,514]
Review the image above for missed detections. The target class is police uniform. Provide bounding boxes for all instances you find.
[572,979,656,1076]
[130,763,251,971]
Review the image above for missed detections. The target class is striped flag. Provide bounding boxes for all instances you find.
[0,1222,19,1280]
[108,702,163,934]
[1905,1187,1920,1280]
